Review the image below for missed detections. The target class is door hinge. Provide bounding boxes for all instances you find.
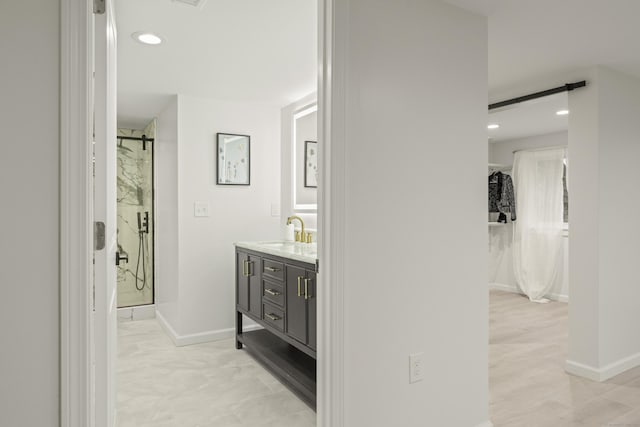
[94,0,106,14]
[94,221,106,250]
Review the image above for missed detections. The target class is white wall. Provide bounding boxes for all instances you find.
[155,96,180,328]
[156,95,282,340]
[332,1,489,425]
[0,2,60,425]
[490,131,568,166]
[568,66,640,380]
[489,132,569,301]
[281,93,318,231]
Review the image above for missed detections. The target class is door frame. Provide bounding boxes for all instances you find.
[316,0,346,426]
[60,1,347,426]
[60,0,94,426]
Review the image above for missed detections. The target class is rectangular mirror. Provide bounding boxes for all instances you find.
[217,133,250,185]
[294,105,317,210]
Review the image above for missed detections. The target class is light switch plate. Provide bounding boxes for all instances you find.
[409,353,425,384]
[194,201,210,217]
[271,203,281,217]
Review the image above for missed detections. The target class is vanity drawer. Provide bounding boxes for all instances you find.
[262,304,284,332]
[262,259,284,282]
[263,280,284,307]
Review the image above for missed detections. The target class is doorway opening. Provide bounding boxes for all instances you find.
[112,1,318,426]
[116,121,156,318]
[487,91,571,424]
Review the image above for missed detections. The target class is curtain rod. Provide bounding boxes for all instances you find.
[489,81,587,111]
[513,145,567,154]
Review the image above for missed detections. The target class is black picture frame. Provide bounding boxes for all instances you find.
[216,133,251,185]
[304,140,318,188]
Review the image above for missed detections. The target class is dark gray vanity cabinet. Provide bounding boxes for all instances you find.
[286,266,317,351]
[307,270,317,351]
[236,250,262,320]
[235,246,317,409]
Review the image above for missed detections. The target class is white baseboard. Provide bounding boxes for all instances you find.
[566,352,640,382]
[155,310,262,347]
[489,282,568,303]
[474,421,493,427]
[117,304,155,321]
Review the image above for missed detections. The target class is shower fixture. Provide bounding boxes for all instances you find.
[137,211,149,234]
[135,211,150,291]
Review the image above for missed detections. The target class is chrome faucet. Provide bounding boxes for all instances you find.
[287,215,311,243]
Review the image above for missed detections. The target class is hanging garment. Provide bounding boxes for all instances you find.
[512,148,565,302]
[488,172,516,222]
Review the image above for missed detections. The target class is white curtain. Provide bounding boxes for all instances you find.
[512,148,565,302]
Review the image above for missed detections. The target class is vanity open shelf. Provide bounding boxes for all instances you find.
[234,242,318,409]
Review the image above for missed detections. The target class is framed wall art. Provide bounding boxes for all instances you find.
[217,133,250,185]
[304,140,318,188]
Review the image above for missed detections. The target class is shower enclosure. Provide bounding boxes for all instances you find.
[116,122,154,308]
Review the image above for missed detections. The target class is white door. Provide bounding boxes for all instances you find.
[93,1,118,426]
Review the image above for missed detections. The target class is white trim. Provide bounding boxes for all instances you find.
[489,282,569,303]
[566,352,640,382]
[317,0,346,425]
[565,360,602,382]
[60,0,93,426]
[117,305,156,321]
[475,421,494,427]
[155,311,180,344]
[155,311,263,347]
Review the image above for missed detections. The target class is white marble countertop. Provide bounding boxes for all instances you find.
[234,241,318,264]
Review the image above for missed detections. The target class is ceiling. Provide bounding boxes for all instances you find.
[488,93,568,143]
[444,0,640,143]
[446,0,640,98]
[117,0,640,130]
[116,0,317,129]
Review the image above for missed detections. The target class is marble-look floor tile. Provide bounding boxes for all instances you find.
[117,319,316,427]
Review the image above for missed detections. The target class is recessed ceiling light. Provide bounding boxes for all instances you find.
[487,124,500,130]
[556,109,570,116]
[132,32,163,45]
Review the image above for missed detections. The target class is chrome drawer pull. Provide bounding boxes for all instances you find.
[265,266,280,272]
[265,313,281,321]
[265,288,280,296]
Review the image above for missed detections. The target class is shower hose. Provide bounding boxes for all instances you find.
[135,229,147,291]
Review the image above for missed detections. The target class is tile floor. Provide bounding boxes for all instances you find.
[116,320,316,427]
[117,292,640,427]
[490,289,640,427]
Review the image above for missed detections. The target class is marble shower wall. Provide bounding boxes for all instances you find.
[117,120,155,307]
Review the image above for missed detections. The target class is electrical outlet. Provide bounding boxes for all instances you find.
[194,201,210,217]
[409,353,425,384]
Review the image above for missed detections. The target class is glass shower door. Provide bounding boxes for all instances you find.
[116,124,154,307]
